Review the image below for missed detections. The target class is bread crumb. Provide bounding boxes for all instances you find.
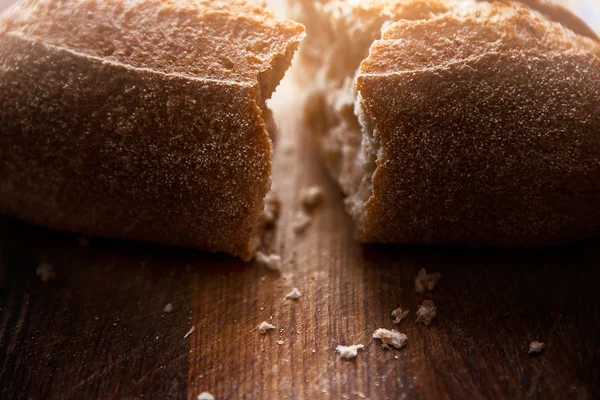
[197,392,215,400]
[258,190,281,227]
[299,186,324,209]
[415,268,441,293]
[285,287,302,300]
[336,344,364,359]
[277,340,284,345]
[312,349,316,353]
[256,252,281,272]
[416,300,437,325]
[292,210,312,233]
[78,236,91,248]
[258,321,276,334]
[391,307,409,324]
[36,263,56,282]
[529,341,545,354]
[293,186,325,234]
[184,326,195,339]
[163,303,173,313]
[372,329,408,349]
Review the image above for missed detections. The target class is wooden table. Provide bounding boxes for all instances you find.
[1,77,599,400]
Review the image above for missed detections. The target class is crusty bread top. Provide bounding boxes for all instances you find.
[293,0,597,41]
[361,1,600,75]
[495,0,599,41]
[0,0,305,99]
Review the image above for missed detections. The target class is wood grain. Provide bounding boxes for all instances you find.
[1,76,600,400]
[0,221,194,398]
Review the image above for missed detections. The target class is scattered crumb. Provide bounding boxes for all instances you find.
[312,349,316,353]
[415,268,441,293]
[255,252,281,272]
[258,190,281,227]
[336,344,364,359]
[36,263,56,282]
[277,340,284,345]
[529,341,545,355]
[372,329,408,349]
[394,356,399,360]
[293,186,325,234]
[354,393,367,399]
[285,288,302,300]
[197,392,215,400]
[260,275,267,282]
[78,236,91,248]
[416,300,437,325]
[391,307,409,324]
[299,186,324,209]
[184,326,195,339]
[292,210,312,233]
[163,303,173,313]
[258,321,276,334]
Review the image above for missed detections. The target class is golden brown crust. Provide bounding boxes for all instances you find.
[356,3,600,246]
[0,0,305,260]
[2,0,305,87]
[290,0,597,37]
[489,0,599,41]
[290,0,598,75]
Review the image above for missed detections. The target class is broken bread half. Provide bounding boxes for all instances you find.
[0,0,305,260]
[291,0,600,246]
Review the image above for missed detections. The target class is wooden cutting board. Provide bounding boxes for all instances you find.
[1,77,599,400]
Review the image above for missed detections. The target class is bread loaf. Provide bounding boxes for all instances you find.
[291,0,600,246]
[0,0,305,260]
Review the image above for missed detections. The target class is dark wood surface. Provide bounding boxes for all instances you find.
[1,77,600,400]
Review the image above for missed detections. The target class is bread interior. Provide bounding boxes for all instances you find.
[296,0,451,224]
